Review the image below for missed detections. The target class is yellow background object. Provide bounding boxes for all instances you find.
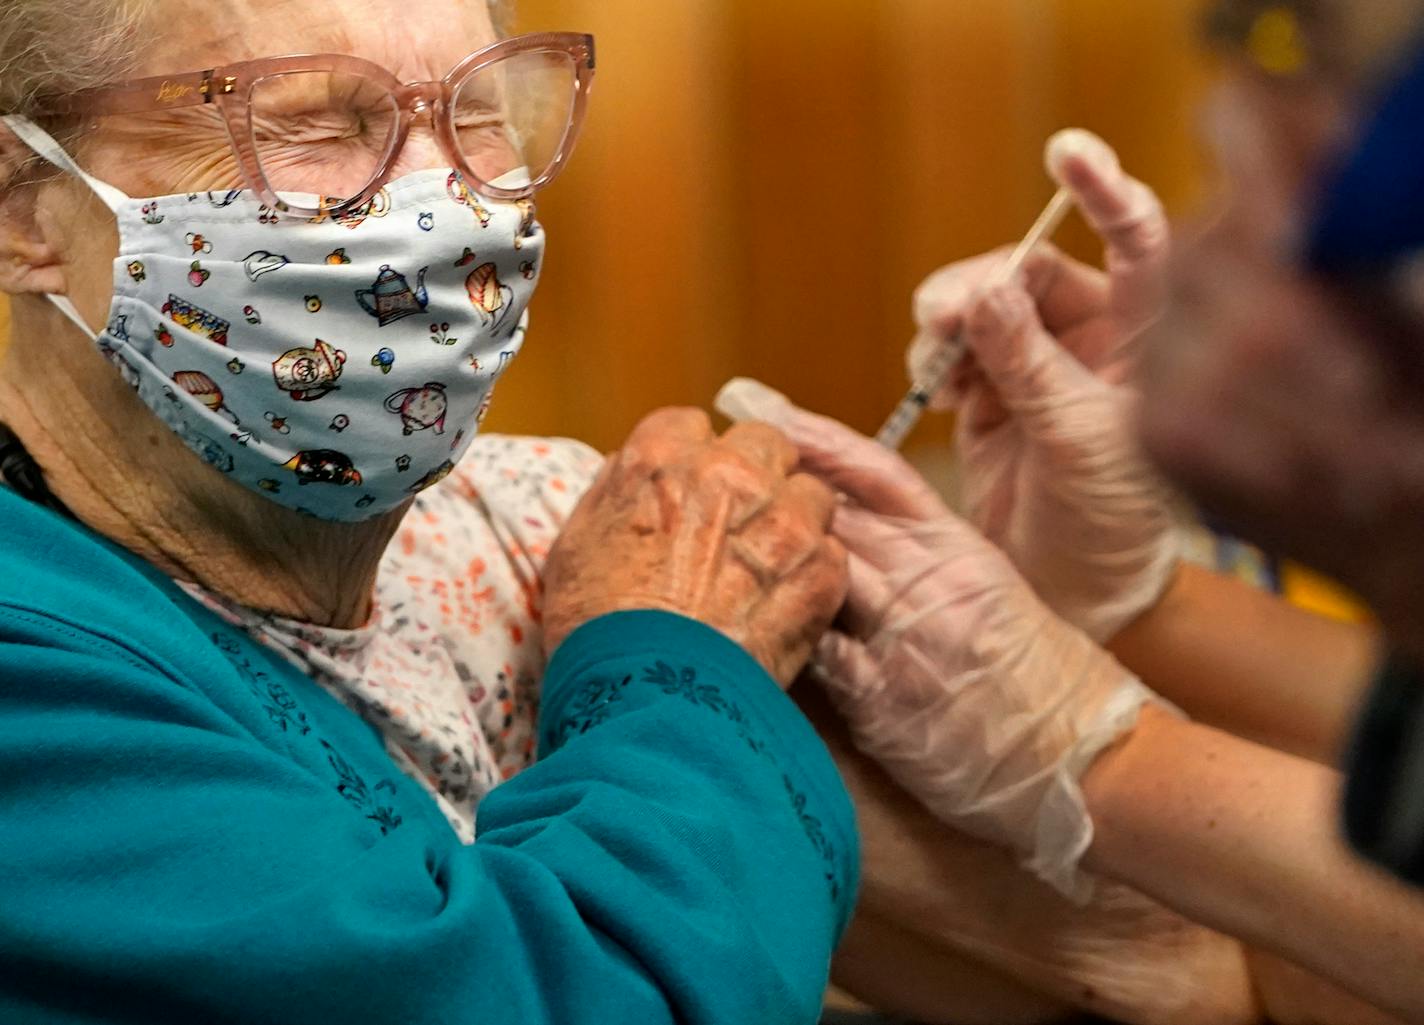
[1282,564,1372,624]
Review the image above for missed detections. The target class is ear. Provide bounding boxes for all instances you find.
[0,121,67,297]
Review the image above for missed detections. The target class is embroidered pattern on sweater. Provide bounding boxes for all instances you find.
[553,661,842,903]
[181,435,603,843]
[211,630,402,837]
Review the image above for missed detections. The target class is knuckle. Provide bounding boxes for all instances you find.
[694,447,770,494]
[722,421,796,468]
[788,472,834,507]
[626,406,711,451]
[915,247,1016,324]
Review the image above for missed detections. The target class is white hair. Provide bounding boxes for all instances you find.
[0,0,154,118]
[0,0,512,119]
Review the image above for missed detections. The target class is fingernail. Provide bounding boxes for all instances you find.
[1045,128,1119,187]
[715,377,794,427]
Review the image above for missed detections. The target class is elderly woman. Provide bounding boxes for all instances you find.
[0,1,858,1022]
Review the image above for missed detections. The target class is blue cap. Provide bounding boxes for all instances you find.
[1306,40,1424,275]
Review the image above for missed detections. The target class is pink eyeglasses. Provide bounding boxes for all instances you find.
[37,32,595,220]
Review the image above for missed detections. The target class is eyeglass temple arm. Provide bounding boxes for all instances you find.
[43,70,230,118]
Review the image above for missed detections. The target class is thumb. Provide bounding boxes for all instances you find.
[963,283,1101,441]
[715,378,947,520]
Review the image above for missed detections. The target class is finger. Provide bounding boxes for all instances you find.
[906,330,962,411]
[831,548,900,643]
[962,281,1101,440]
[1046,129,1170,326]
[761,532,850,631]
[716,378,950,520]
[717,420,798,477]
[782,472,838,531]
[912,250,1009,337]
[915,244,1114,367]
[912,246,1093,341]
[813,630,888,712]
[622,406,714,468]
[958,377,1011,439]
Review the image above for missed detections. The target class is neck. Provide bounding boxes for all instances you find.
[0,302,404,629]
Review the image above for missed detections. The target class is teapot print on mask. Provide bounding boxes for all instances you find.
[355,264,430,327]
[385,382,449,436]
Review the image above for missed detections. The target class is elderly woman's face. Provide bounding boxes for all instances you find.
[86,0,501,197]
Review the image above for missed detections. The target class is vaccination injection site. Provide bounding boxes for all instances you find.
[2,0,1424,1022]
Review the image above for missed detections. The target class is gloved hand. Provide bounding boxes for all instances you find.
[907,129,1180,642]
[717,379,1171,902]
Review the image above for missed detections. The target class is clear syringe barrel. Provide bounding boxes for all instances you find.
[875,188,1074,450]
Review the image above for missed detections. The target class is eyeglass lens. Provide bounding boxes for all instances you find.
[247,50,579,200]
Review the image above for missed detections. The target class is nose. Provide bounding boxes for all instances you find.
[392,122,450,177]
[389,83,458,178]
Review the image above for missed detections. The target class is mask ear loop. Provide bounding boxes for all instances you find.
[1,115,132,338]
[2,115,130,211]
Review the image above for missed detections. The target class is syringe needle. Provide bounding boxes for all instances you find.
[875,187,1074,450]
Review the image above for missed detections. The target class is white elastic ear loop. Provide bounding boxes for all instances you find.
[3,116,128,339]
[1,115,130,212]
[46,294,100,341]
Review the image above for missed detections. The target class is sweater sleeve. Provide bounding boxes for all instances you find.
[0,608,857,1025]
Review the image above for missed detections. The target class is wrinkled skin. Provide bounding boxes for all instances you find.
[0,0,513,626]
[542,407,847,688]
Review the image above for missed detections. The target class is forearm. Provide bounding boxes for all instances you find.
[1108,563,1380,762]
[1083,707,1424,1021]
[798,683,1258,1025]
[1247,949,1410,1025]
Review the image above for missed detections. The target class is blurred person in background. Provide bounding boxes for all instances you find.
[1140,0,1424,887]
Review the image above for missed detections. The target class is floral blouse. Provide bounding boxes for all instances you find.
[182,434,603,841]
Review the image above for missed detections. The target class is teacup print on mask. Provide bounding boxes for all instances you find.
[4,116,544,522]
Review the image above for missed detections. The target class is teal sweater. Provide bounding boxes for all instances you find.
[0,486,858,1024]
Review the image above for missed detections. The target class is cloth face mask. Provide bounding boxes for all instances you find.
[4,116,544,522]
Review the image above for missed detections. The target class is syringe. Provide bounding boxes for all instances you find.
[874,187,1076,449]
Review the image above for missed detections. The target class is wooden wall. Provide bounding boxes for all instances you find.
[488,0,1216,452]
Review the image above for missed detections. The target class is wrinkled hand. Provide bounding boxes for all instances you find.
[717,381,1165,899]
[907,130,1180,642]
[542,407,848,688]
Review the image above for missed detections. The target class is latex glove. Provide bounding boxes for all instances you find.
[907,129,1180,642]
[717,379,1168,901]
